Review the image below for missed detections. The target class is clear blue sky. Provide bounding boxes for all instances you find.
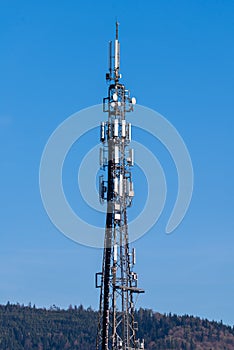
[0,0,234,326]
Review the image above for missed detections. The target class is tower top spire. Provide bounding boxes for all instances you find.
[106,22,121,83]
[115,21,119,40]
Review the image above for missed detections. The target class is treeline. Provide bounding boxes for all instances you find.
[0,303,234,349]
[135,308,234,349]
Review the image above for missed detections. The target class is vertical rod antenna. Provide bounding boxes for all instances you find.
[116,21,119,40]
[109,41,112,75]
[114,22,120,81]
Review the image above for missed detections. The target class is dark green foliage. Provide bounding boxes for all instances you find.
[135,308,234,349]
[0,303,234,349]
[0,303,96,350]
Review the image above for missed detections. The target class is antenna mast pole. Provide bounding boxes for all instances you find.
[96,23,145,350]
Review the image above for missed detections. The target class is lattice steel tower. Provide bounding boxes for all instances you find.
[96,23,145,350]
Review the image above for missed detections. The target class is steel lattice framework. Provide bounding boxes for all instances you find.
[96,23,145,350]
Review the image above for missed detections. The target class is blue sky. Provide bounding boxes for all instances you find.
[0,0,234,326]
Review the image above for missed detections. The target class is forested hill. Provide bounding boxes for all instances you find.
[0,303,234,350]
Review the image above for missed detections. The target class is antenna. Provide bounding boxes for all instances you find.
[109,41,112,76]
[116,21,119,40]
[96,23,144,350]
[114,22,120,79]
[106,22,121,83]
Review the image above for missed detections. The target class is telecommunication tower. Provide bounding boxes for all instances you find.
[96,23,145,350]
